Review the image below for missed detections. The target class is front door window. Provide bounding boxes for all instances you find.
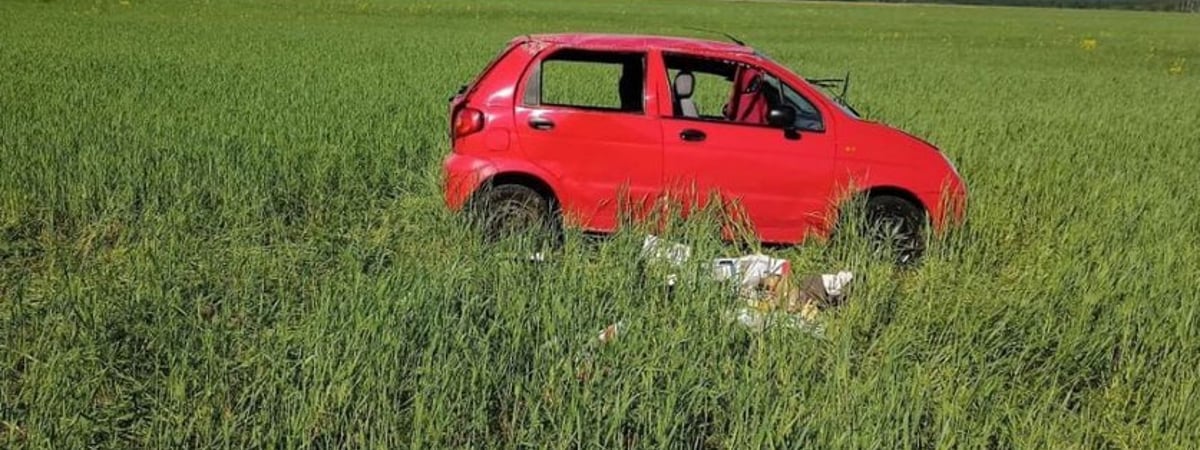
[662,53,823,132]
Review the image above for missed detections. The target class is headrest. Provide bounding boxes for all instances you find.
[673,71,694,97]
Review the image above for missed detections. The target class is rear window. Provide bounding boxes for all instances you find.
[523,49,645,114]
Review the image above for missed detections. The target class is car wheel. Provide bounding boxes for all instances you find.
[863,195,926,266]
[468,184,558,246]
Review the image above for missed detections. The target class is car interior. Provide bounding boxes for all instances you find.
[527,48,820,131]
[664,53,822,131]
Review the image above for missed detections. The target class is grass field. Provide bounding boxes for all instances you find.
[2,0,1199,447]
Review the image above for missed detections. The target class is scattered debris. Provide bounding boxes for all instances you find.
[711,253,792,298]
[730,306,826,335]
[724,269,852,338]
[575,235,856,380]
[576,320,627,382]
[641,234,692,266]
[596,320,626,345]
[592,235,854,345]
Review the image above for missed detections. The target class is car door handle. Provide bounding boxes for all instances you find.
[528,117,555,131]
[679,129,706,142]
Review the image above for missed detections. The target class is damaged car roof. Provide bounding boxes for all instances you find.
[514,32,757,55]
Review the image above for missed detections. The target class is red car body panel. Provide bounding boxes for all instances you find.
[443,33,966,244]
[510,46,668,230]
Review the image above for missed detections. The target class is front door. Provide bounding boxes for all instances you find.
[658,52,836,243]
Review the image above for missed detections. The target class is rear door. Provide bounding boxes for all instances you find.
[658,52,836,243]
[513,47,664,232]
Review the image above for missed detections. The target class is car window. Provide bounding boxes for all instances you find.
[524,49,645,114]
[665,68,732,120]
[760,73,824,132]
[663,52,823,132]
[662,52,739,121]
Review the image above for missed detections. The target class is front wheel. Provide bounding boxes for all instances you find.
[863,195,927,266]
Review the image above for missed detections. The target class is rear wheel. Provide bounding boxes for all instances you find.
[468,184,559,247]
[863,195,927,266]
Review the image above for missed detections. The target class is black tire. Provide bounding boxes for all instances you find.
[467,184,558,246]
[863,195,927,266]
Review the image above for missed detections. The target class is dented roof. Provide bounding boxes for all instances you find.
[513,32,756,55]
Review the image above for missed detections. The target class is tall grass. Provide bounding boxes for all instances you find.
[2,0,1199,447]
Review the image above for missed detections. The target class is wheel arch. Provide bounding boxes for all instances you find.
[470,171,561,210]
[863,185,927,217]
[828,184,928,234]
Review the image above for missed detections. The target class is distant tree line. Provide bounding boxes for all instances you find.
[818,0,1198,11]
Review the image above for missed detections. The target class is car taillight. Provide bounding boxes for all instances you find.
[453,107,484,138]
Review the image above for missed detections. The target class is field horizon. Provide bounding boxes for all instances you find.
[2,0,1199,448]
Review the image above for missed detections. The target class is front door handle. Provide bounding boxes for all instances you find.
[529,117,555,131]
[680,128,706,142]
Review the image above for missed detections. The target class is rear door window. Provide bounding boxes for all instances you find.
[523,49,645,114]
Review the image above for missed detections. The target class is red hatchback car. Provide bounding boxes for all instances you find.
[443,33,965,261]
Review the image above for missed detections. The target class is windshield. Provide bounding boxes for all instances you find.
[813,85,860,118]
[753,50,861,119]
[759,73,824,131]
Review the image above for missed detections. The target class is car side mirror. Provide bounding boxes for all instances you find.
[767,105,796,128]
[766,106,801,139]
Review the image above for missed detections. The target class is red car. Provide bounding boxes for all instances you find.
[443,33,965,262]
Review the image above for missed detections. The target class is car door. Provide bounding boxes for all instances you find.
[659,53,836,243]
[513,47,664,232]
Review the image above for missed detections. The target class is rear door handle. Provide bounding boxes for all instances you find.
[680,128,706,142]
[529,117,555,131]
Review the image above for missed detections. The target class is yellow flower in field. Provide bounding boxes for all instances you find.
[1080,38,1097,51]
[1169,58,1185,76]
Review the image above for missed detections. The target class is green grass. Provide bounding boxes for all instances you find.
[2,0,1199,447]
